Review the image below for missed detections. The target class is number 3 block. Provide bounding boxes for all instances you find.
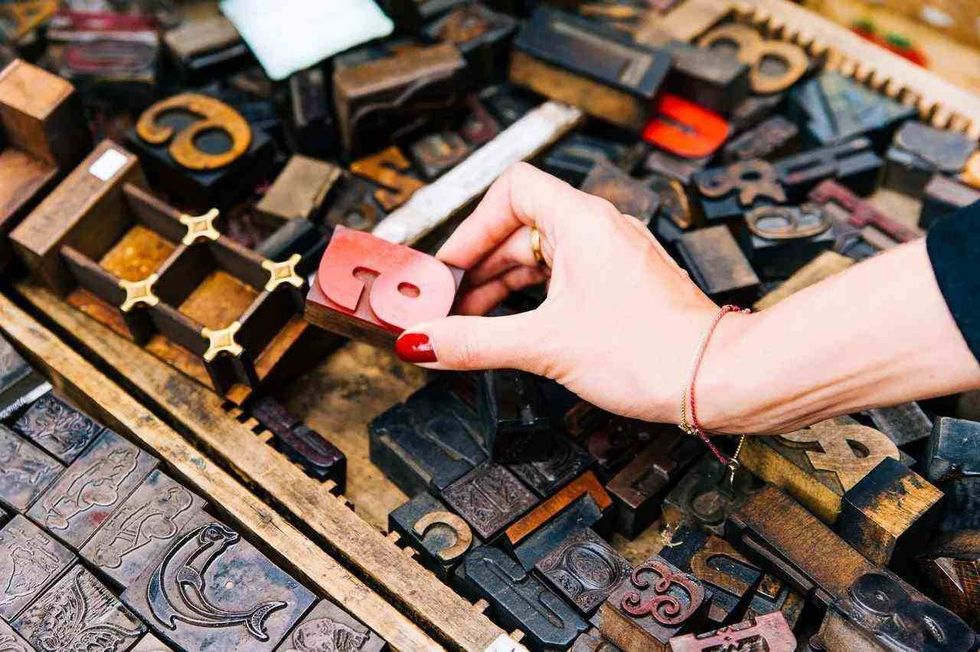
[305,227,463,346]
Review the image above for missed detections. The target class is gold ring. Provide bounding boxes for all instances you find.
[530,227,546,267]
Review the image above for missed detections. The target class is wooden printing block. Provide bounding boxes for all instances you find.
[606,429,701,539]
[121,511,316,651]
[645,150,712,191]
[592,555,709,651]
[753,250,855,312]
[27,429,157,549]
[642,94,730,161]
[349,146,426,212]
[423,2,518,84]
[919,175,980,229]
[582,416,660,480]
[382,0,467,31]
[282,66,336,159]
[815,569,976,652]
[478,368,552,463]
[459,94,501,147]
[865,402,932,448]
[333,43,466,157]
[0,620,31,652]
[80,468,205,588]
[250,396,346,489]
[163,14,249,84]
[571,628,621,652]
[693,159,785,225]
[883,121,977,197]
[740,417,901,524]
[256,218,327,278]
[729,94,785,132]
[369,383,487,496]
[273,599,384,652]
[305,226,463,347]
[580,159,660,227]
[0,424,64,513]
[645,173,693,232]
[455,545,588,649]
[409,131,471,180]
[478,83,538,128]
[774,137,884,202]
[127,92,275,209]
[131,633,176,651]
[925,416,980,532]
[0,334,49,420]
[12,565,146,648]
[740,204,835,280]
[536,528,633,616]
[661,527,762,627]
[543,133,640,187]
[675,226,760,305]
[697,24,808,97]
[0,59,90,266]
[388,491,481,580]
[917,530,980,629]
[443,463,538,541]
[668,611,796,652]
[255,155,341,227]
[661,40,749,115]
[13,392,104,464]
[743,573,804,631]
[809,180,921,248]
[787,72,916,151]
[507,433,592,498]
[509,7,671,131]
[324,174,387,232]
[0,514,75,621]
[502,471,612,569]
[722,116,799,164]
[661,456,757,537]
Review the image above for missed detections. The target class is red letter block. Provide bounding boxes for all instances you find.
[305,226,463,346]
[642,94,730,159]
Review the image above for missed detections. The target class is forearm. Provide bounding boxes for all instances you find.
[698,238,980,434]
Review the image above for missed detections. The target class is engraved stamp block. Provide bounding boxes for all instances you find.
[536,528,632,615]
[13,393,104,464]
[0,514,75,621]
[274,600,383,652]
[0,425,64,512]
[388,492,480,580]
[443,464,537,540]
[0,620,30,652]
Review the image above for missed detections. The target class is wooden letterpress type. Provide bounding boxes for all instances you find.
[349,146,426,211]
[742,204,835,280]
[255,155,341,227]
[744,573,804,630]
[644,174,693,233]
[28,429,157,549]
[163,15,249,83]
[661,456,757,537]
[661,527,762,627]
[668,611,796,652]
[121,512,316,651]
[507,434,591,498]
[774,138,884,201]
[423,3,518,84]
[274,599,383,652]
[388,492,480,580]
[131,633,175,651]
[443,463,537,541]
[459,95,500,147]
[510,7,671,131]
[809,180,921,247]
[815,570,975,652]
[740,417,900,524]
[835,457,942,565]
[305,226,463,346]
[729,94,785,132]
[0,425,63,513]
[324,175,386,232]
[383,0,466,31]
[661,40,749,115]
[457,545,587,648]
[753,250,854,311]
[925,416,980,531]
[606,430,701,539]
[478,83,538,128]
[478,369,551,463]
[251,398,346,488]
[369,383,487,496]
[693,159,785,225]
[128,92,275,208]
[675,226,760,305]
[787,72,916,150]
[0,334,48,419]
[283,66,335,159]
[13,393,104,464]
[698,24,808,96]
[583,416,659,480]
[593,555,708,651]
[580,161,660,226]
[919,174,980,229]
[12,565,145,648]
[918,531,980,628]
[333,43,466,157]
[543,133,638,187]
[80,469,205,587]
[642,94,730,160]
[536,528,632,615]
[0,514,75,621]
[571,628,621,652]
[409,131,471,180]
[884,121,976,196]
[0,620,31,652]
[866,402,932,447]
[645,149,711,189]
[0,59,90,264]
[723,116,799,164]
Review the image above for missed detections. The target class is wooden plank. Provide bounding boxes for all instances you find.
[0,288,439,652]
[13,280,519,652]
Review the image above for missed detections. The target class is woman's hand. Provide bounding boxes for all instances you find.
[395,162,743,424]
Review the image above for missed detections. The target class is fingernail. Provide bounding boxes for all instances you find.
[395,332,437,363]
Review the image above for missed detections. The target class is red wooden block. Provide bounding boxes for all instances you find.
[642,94,730,159]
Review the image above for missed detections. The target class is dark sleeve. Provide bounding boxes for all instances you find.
[926,200,980,362]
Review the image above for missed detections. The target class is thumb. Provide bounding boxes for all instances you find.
[395,312,545,373]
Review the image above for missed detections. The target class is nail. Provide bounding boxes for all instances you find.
[395,332,437,363]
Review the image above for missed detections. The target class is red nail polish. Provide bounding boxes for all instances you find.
[395,333,437,363]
